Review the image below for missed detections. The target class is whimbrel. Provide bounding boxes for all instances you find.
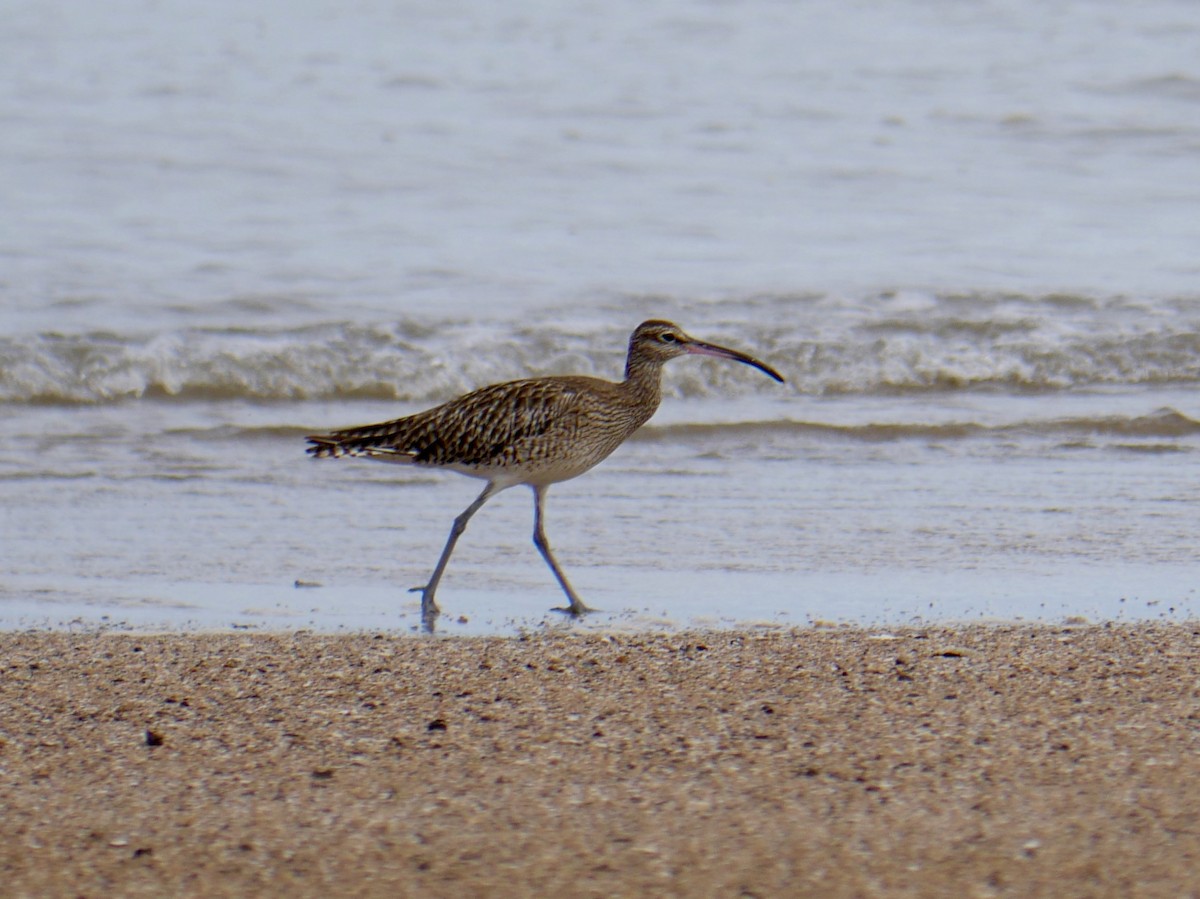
[307,320,784,621]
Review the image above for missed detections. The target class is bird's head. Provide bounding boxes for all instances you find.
[628,320,784,382]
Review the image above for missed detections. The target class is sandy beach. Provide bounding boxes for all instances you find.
[1,623,1197,898]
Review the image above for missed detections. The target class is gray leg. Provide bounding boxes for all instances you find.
[411,482,497,618]
[532,485,593,616]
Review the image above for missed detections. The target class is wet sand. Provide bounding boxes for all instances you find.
[1,624,1197,897]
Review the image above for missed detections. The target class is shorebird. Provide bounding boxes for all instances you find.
[307,320,784,621]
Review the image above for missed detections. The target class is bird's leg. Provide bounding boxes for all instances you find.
[410,482,496,618]
[531,485,594,616]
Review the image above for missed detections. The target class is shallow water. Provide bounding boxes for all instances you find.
[2,0,1199,633]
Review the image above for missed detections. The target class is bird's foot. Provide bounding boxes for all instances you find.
[551,600,595,617]
[408,585,441,616]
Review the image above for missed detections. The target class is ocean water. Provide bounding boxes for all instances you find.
[3,0,1199,633]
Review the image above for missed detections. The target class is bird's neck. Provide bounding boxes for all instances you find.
[622,354,665,423]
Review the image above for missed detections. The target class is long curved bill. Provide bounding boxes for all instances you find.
[685,338,785,383]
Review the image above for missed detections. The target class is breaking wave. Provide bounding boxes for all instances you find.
[4,293,1200,404]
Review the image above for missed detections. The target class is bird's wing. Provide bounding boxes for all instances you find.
[405,378,594,467]
[306,377,604,466]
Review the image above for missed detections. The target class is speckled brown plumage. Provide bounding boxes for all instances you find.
[306,320,783,625]
[306,374,658,486]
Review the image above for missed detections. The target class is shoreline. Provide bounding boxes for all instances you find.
[2,622,1197,897]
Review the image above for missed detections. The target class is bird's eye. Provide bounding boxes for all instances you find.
[660,332,678,344]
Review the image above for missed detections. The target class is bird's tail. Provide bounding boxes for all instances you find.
[306,420,414,460]
[306,435,363,459]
